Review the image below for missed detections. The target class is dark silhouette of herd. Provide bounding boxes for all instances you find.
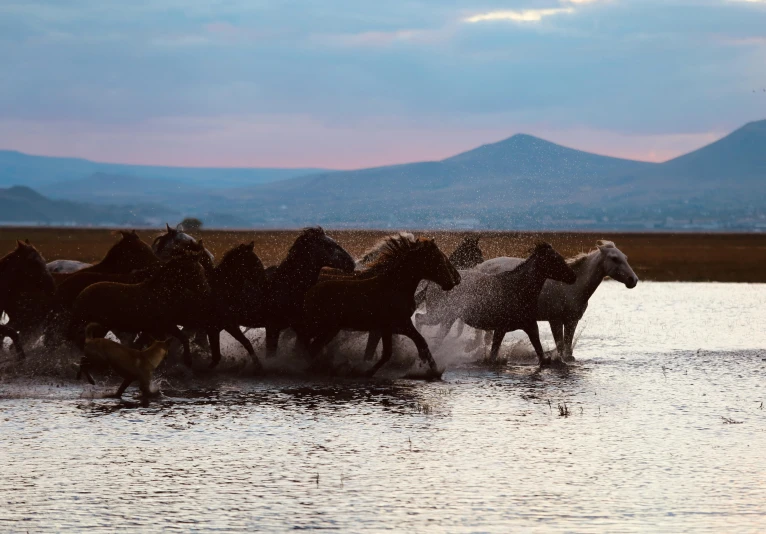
[0,225,639,395]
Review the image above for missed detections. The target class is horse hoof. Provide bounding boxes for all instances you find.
[563,355,576,363]
[208,361,220,370]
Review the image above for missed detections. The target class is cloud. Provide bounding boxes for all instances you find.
[464,8,575,24]
[1,0,765,167]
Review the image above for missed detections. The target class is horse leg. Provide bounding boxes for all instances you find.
[169,326,192,368]
[563,320,578,362]
[366,328,393,377]
[549,320,565,360]
[523,322,551,367]
[398,320,438,374]
[224,325,262,371]
[265,327,280,358]
[308,328,341,373]
[208,328,223,369]
[364,331,381,361]
[489,330,506,361]
[112,377,134,398]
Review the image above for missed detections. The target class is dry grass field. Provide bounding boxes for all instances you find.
[2,227,766,282]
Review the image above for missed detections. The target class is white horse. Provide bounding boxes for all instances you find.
[475,240,638,361]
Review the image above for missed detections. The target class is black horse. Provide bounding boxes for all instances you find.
[262,227,355,357]
[201,242,267,369]
[448,235,484,269]
[420,243,577,365]
[362,234,484,360]
[0,240,56,349]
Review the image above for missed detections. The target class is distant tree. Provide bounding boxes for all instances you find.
[180,217,203,232]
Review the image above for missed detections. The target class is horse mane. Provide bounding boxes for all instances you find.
[363,233,428,275]
[566,240,617,267]
[358,232,415,266]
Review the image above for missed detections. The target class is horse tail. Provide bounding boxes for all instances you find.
[414,283,429,308]
[84,322,102,341]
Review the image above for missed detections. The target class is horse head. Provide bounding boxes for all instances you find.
[0,240,56,297]
[597,241,638,289]
[290,227,355,273]
[449,235,484,269]
[102,230,158,271]
[152,223,213,263]
[531,243,577,285]
[218,241,266,286]
[421,238,461,291]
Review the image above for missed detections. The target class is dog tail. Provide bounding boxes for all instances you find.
[85,323,103,341]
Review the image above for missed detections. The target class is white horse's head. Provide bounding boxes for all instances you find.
[597,241,638,289]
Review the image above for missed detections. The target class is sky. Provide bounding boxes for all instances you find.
[0,0,765,169]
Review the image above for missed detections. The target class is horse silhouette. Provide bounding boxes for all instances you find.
[0,240,56,348]
[476,241,638,360]
[420,243,576,366]
[69,251,212,362]
[303,234,460,377]
[152,223,215,264]
[263,227,355,358]
[50,230,158,284]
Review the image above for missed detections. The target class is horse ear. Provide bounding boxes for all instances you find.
[248,241,255,251]
[596,240,614,252]
[166,223,172,232]
[176,223,184,232]
[24,238,31,245]
[16,240,26,248]
[131,229,138,236]
[197,239,205,248]
[119,230,129,238]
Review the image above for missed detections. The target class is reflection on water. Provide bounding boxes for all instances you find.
[2,282,766,532]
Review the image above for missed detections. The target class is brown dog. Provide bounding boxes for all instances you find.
[78,323,170,398]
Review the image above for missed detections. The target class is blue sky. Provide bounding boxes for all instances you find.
[0,0,765,168]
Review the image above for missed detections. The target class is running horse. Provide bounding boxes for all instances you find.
[49,230,159,283]
[69,251,212,361]
[0,240,56,349]
[152,223,215,264]
[302,234,460,377]
[419,243,576,365]
[262,227,356,358]
[477,240,638,361]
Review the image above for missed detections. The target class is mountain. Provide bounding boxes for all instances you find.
[3,119,765,230]
[218,133,658,227]
[39,172,217,211]
[0,186,178,226]
[0,150,328,189]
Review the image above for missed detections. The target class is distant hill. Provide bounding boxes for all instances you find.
[215,120,766,229]
[3,119,765,230]
[0,150,328,189]
[0,186,177,226]
[39,172,217,212]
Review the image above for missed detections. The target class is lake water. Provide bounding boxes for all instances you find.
[2,282,766,532]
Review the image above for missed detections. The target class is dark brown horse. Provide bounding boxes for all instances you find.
[262,227,356,357]
[302,234,460,377]
[69,251,212,362]
[51,230,159,284]
[0,240,56,348]
[182,242,264,369]
[449,235,484,269]
[152,223,215,264]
